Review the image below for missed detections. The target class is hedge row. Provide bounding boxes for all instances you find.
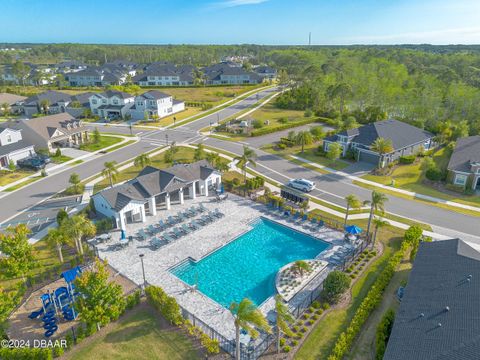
[145,286,183,326]
[0,348,53,360]
[375,308,396,360]
[250,117,330,137]
[327,241,409,360]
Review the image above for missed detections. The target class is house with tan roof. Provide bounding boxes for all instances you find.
[1,113,89,152]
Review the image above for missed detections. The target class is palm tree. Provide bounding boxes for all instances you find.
[206,151,221,168]
[292,260,311,276]
[102,161,118,188]
[63,214,96,255]
[1,102,10,116]
[46,227,69,263]
[39,99,50,114]
[274,295,294,354]
[295,130,314,153]
[230,298,272,360]
[134,153,151,169]
[234,146,257,195]
[344,194,361,227]
[371,137,394,168]
[364,191,388,239]
[371,217,389,249]
[194,143,206,161]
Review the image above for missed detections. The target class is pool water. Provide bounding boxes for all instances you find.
[171,217,329,307]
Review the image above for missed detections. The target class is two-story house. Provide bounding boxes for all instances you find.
[66,66,127,87]
[323,119,434,167]
[0,127,35,169]
[254,65,277,80]
[203,63,263,85]
[133,63,194,86]
[130,90,185,120]
[89,90,135,120]
[19,90,93,118]
[2,113,90,152]
[447,136,480,191]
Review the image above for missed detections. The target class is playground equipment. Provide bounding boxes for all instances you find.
[28,266,82,338]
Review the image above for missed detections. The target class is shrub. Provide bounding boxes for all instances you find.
[399,155,416,164]
[0,348,53,359]
[292,325,300,332]
[95,218,113,234]
[312,301,321,309]
[252,119,264,129]
[76,323,85,341]
[425,167,444,181]
[278,117,289,124]
[323,271,351,304]
[376,309,396,360]
[280,338,286,346]
[201,333,220,354]
[292,339,298,346]
[52,346,64,358]
[304,109,313,117]
[145,286,183,325]
[327,242,408,360]
[312,314,319,320]
[322,303,330,310]
[277,143,287,150]
[125,290,141,310]
[283,345,291,353]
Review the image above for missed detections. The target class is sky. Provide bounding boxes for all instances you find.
[0,0,479,45]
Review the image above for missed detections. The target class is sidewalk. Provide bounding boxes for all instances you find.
[291,155,480,214]
[0,135,138,196]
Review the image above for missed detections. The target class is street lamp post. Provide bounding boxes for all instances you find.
[139,254,146,294]
[173,116,176,125]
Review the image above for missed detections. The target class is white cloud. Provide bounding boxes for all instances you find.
[214,0,269,8]
[342,27,480,44]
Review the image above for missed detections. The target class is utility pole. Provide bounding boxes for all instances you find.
[309,32,312,46]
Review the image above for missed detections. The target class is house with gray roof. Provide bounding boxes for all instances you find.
[133,63,194,86]
[88,90,135,120]
[203,63,263,85]
[323,119,434,167]
[65,66,128,87]
[0,127,35,169]
[254,65,277,80]
[0,93,27,115]
[1,113,90,152]
[92,160,222,230]
[384,238,480,360]
[130,90,185,121]
[446,135,480,191]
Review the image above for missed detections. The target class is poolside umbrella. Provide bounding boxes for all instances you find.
[345,225,363,234]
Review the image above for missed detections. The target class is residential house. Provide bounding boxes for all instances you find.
[254,65,277,80]
[88,90,135,120]
[92,160,222,230]
[446,135,480,191]
[55,61,88,74]
[202,63,263,85]
[1,63,55,86]
[130,90,185,120]
[0,93,27,115]
[18,90,94,118]
[384,238,480,360]
[133,62,194,86]
[2,113,89,152]
[323,119,434,167]
[65,66,128,87]
[0,127,35,169]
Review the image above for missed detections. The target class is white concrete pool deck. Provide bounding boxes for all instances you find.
[94,194,346,345]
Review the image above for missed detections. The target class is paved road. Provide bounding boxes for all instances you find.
[2,84,480,240]
[0,87,277,224]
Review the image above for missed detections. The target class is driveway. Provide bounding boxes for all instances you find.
[342,161,376,176]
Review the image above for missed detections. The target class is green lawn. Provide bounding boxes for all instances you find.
[93,146,196,193]
[0,169,35,186]
[51,155,73,164]
[362,148,480,207]
[295,217,404,360]
[65,305,201,360]
[162,84,262,105]
[141,107,203,127]
[79,135,123,152]
[262,143,351,171]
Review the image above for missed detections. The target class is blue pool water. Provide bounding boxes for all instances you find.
[171,217,329,307]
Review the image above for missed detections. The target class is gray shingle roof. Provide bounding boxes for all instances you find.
[0,138,33,157]
[0,93,27,105]
[447,136,480,173]
[384,238,480,360]
[23,90,72,107]
[139,90,171,100]
[334,119,433,151]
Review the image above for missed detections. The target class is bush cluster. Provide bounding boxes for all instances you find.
[327,241,409,360]
[0,348,53,359]
[399,155,416,164]
[145,286,183,325]
[375,308,396,360]
[245,176,264,190]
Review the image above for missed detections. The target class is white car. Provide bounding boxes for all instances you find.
[287,179,316,192]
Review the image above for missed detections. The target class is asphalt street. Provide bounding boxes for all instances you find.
[1,85,479,239]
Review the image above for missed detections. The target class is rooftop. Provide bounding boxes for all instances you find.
[447,135,480,173]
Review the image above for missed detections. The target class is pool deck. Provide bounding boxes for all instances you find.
[94,194,347,346]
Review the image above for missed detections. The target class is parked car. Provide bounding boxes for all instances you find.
[287,178,316,192]
[17,157,46,171]
[35,154,52,164]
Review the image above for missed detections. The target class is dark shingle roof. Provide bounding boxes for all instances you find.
[23,90,72,107]
[139,90,171,100]
[0,138,33,157]
[101,90,133,99]
[447,136,480,173]
[334,119,432,151]
[384,238,480,360]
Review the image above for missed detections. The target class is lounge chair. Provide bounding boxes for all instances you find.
[162,234,175,243]
[137,229,148,240]
[150,237,161,249]
[189,221,201,230]
[213,208,224,218]
[290,212,300,222]
[317,220,325,230]
[172,227,185,237]
[197,217,208,226]
[309,218,318,230]
[181,224,192,234]
[208,211,219,220]
[202,214,213,223]
[167,216,177,226]
[147,225,158,234]
[298,214,308,224]
[188,207,197,216]
[158,220,167,230]
[198,204,207,213]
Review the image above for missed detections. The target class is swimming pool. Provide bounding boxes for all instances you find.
[171,217,329,307]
